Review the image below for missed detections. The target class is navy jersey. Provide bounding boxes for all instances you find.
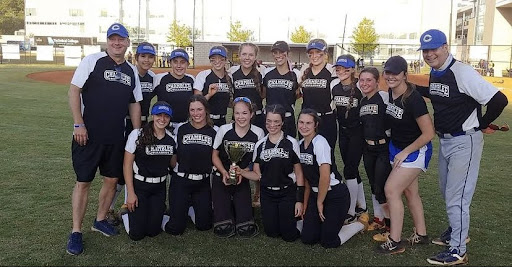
[331,79,363,128]
[299,64,335,113]
[71,51,142,144]
[194,69,231,116]
[253,134,300,187]
[299,135,340,188]
[139,70,156,117]
[214,123,265,171]
[174,123,217,174]
[386,89,428,149]
[125,128,176,177]
[416,55,498,134]
[262,67,300,113]
[229,65,264,110]
[360,91,390,140]
[153,73,196,123]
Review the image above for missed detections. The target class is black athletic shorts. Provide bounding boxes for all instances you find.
[71,139,124,182]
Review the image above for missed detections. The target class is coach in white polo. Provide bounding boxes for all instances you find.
[66,22,142,255]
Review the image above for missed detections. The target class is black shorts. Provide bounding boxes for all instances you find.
[71,139,124,182]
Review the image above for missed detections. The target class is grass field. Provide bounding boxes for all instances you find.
[0,64,511,266]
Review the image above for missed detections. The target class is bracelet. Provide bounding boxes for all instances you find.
[296,186,305,203]
[74,123,85,128]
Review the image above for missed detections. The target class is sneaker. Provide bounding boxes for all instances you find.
[66,232,83,255]
[213,223,236,238]
[373,229,390,242]
[105,209,121,226]
[407,228,429,245]
[376,237,405,254]
[344,214,358,225]
[237,223,259,238]
[358,212,370,233]
[431,227,470,246]
[368,217,386,231]
[355,206,368,217]
[91,219,119,237]
[427,249,468,265]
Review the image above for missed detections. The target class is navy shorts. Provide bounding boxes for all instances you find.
[71,139,124,182]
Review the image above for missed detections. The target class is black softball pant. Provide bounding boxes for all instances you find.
[362,143,391,204]
[165,173,212,235]
[211,172,254,226]
[301,183,350,248]
[128,179,166,241]
[338,126,364,182]
[260,185,300,242]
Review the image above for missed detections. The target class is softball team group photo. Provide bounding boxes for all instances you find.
[66,22,508,266]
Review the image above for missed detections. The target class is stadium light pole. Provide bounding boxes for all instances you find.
[192,0,196,68]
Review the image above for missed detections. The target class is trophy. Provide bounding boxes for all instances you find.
[224,142,247,185]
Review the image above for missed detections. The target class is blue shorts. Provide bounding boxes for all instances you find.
[389,141,432,172]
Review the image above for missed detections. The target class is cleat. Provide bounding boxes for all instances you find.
[91,219,119,237]
[368,217,386,231]
[66,232,83,255]
[427,249,468,265]
[376,237,405,254]
[407,228,429,245]
[431,227,470,246]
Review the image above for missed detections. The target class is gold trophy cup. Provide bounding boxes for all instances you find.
[224,142,247,185]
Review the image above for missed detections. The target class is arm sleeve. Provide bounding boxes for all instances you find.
[480,91,508,128]
[313,137,331,166]
[125,129,141,153]
[453,62,499,105]
[70,53,100,88]
[131,65,143,102]
[290,137,301,164]
[213,125,227,149]
[409,90,429,119]
[193,70,207,91]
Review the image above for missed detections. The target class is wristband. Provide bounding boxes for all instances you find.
[74,123,85,128]
[296,186,305,203]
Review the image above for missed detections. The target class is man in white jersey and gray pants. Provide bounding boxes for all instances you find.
[416,29,508,266]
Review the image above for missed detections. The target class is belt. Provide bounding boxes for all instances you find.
[316,111,334,116]
[366,138,387,146]
[134,173,167,183]
[266,185,289,191]
[285,112,293,117]
[311,186,332,193]
[126,115,148,121]
[436,128,479,139]
[210,114,226,120]
[255,110,263,115]
[176,172,210,181]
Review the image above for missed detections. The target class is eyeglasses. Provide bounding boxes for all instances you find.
[234,96,252,104]
[114,66,122,80]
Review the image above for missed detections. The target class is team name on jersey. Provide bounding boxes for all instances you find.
[267,79,294,90]
[104,70,132,86]
[302,79,327,88]
[333,96,358,107]
[299,153,314,165]
[234,79,255,90]
[141,82,153,93]
[182,134,213,146]
[429,83,450,97]
[386,103,404,119]
[145,145,174,155]
[260,148,289,162]
[216,82,230,93]
[360,104,379,116]
[223,140,255,152]
[166,82,192,92]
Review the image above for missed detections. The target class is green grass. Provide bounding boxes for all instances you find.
[0,65,511,266]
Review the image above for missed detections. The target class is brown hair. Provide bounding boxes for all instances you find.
[359,67,380,82]
[299,108,322,133]
[300,38,328,88]
[188,94,213,126]
[239,43,262,96]
[136,101,172,151]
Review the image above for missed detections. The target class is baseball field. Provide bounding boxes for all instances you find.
[1,64,511,266]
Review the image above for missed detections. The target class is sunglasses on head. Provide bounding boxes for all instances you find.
[234,96,252,104]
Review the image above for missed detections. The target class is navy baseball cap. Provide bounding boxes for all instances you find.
[169,48,189,61]
[334,54,356,68]
[107,23,129,38]
[418,29,447,50]
[306,39,327,52]
[136,43,156,55]
[151,101,173,117]
[271,41,290,52]
[209,46,227,58]
[384,56,408,74]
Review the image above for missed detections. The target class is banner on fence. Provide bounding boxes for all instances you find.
[1,44,20,59]
[64,46,82,66]
[36,45,54,61]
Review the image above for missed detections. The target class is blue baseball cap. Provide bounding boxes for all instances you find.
[169,48,189,61]
[306,39,327,52]
[334,54,356,68]
[107,23,129,38]
[209,46,227,58]
[136,43,156,55]
[418,29,447,50]
[151,102,173,117]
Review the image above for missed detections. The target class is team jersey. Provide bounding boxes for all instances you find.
[416,55,498,134]
[194,69,231,116]
[262,67,300,113]
[174,122,217,174]
[386,88,428,149]
[253,134,300,188]
[125,128,176,178]
[360,91,390,140]
[331,79,363,128]
[299,64,336,113]
[229,65,264,110]
[299,134,340,188]
[139,70,156,117]
[153,72,197,123]
[71,51,142,144]
[214,123,265,171]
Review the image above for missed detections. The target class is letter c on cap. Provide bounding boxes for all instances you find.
[423,34,432,43]
[112,25,120,30]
